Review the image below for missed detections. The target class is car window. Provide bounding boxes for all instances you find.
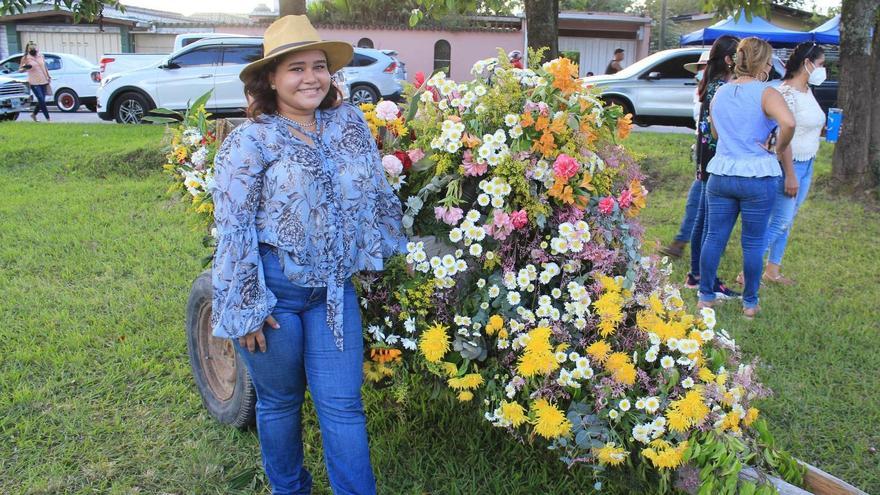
[171,47,222,68]
[45,56,62,71]
[1,57,21,73]
[643,54,697,79]
[348,53,376,67]
[221,45,262,66]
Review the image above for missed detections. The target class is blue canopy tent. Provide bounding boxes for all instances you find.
[680,12,812,47]
[810,15,840,44]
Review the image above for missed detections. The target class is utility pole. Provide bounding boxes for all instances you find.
[659,0,668,50]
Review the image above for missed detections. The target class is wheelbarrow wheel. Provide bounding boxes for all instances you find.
[186,270,256,428]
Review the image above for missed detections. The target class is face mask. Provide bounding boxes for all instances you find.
[807,61,826,86]
[28,49,36,56]
[695,70,704,82]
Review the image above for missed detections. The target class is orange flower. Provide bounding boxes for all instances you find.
[548,179,575,204]
[521,112,535,128]
[462,133,482,148]
[549,115,567,134]
[535,115,550,132]
[617,113,633,140]
[547,57,580,95]
[370,348,402,364]
[531,132,557,157]
[579,121,598,145]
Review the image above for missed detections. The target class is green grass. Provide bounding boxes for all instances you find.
[0,123,877,494]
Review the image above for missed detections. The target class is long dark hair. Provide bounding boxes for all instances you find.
[783,41,824,80]
[698,35,740,102]
[243,53,342,120]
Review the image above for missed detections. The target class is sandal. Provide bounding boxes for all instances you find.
[742,306,760,320]
[763,272,795,286]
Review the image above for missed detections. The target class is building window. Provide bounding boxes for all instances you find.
[357,38,374,49]
[433,39,451,73]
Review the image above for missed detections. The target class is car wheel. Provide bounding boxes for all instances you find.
[113,92,153,124]
[55,88,80,112]
[603,96,634,118]
[85,103,97,112]
[0,112,19,121]
[186,270,256,429]
[350,85,378,105]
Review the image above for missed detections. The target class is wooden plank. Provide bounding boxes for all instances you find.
[800,462,868,495]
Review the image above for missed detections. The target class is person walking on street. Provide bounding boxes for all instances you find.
[19,41,51,122]
[697,37,796,319]
[605,48,625,75]
[211,15,408,494]
[762,42,826,285]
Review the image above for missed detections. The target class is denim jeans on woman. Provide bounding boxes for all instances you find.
[674,179,702,242]
[233,244,377,495]
[699,175,777,309]
[30,83,50,119]
[764,158,814,266]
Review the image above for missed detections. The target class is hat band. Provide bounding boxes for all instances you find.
[266,40,321,57]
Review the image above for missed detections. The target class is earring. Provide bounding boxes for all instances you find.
[271,84,276,90]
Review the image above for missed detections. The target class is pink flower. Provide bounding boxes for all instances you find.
[618,189,633,209]
[382,154,404,176]
[434,206,464,226]
[485,210,514,240]
[510,209,528,229]
[407,148,425,163]
[462,150,488,177]
[598,197,616,215]
[375,100,400,121]
[552,154,580,181]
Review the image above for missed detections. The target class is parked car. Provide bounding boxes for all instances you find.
[0,52,100,112]
[341,47,405,105]
[583,47,786,128]
[97,36,350,124]
[0,75,32,120]
[99,33,243,78]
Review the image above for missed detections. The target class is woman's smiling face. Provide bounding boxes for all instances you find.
[270,49,331,114]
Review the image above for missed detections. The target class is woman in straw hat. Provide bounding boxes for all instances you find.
[211,15,407,494]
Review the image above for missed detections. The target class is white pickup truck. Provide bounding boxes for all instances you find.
[0,75,33,121]
[99,33,241,77]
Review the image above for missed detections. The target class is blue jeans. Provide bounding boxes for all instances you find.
[233,245,376,495]
[30,83,50,119]
[699,175,777,309]
[675,179,702,242]
[765,158,814,265]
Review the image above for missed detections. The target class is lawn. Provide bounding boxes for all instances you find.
[0,122,876,494]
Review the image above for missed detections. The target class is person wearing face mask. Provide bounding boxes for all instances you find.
[19,41,51,122]
[761,42,826,285]
[212,16,407,494]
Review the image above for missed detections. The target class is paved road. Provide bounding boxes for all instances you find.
[19,109,697,134]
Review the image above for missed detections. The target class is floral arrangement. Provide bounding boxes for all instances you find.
[354,51,802,493]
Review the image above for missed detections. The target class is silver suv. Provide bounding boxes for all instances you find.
[584,47,784,128]
[341,47,405,105]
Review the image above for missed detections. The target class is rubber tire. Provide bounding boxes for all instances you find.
[0,112,19,121]
[603,95,634,118]
[85,102,97,112]
[350,84,379,105]
[113,91,153,124]
[54,88,80,112]
[186,270,256,429]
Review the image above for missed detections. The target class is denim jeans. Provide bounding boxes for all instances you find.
[233,245,376,495]
[30,83,50,119]
[689,180,709,276]
[675,179,702,242]
[765,158,814,266]
[699,175,777,309]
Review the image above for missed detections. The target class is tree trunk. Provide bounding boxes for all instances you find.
[279,0,307,16]
[525,0,559,62]
[869,12,880,190]
[831,0,879,190]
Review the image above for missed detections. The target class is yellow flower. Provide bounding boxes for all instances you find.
[604,352,637,385]
[665,390,710,433]
[594,442,628,466]
[499,401,528,427]
[697,367,716,383]
[743,407,760,427]
[593,290,624,337]
[517,326,559,377]
[586,339,611,364]
[362,361,393,382]
[531,399,571,439]
[419,322,450,363]
[441,361,459,377]
[457,391,474,402]
[448,373,484,390]
[642,440,688,470]
[718,411,742,433]
[486,315,504,336]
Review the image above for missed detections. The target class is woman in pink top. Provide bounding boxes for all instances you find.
[19,41,52,121]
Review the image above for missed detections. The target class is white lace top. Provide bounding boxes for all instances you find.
[775,84,825,161]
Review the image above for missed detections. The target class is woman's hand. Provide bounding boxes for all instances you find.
[238,315,280,352]
[784,175,799,198]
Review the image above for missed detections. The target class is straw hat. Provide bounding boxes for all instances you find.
[239,15,353,82]
[684,50,711,74]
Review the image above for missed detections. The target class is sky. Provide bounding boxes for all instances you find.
[121,0,842,17]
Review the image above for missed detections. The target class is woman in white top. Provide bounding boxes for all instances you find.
[763,42,827,284]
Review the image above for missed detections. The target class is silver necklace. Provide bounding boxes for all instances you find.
[276,113,317,129]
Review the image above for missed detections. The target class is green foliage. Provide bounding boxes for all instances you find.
[0,0,124,22]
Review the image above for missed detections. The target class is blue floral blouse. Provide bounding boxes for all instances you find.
[210,103,408,350]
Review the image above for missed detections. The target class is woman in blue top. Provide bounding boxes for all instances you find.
[698,37,796,319]
[211,16,407,494]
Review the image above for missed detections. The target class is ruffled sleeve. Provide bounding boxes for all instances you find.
[210,125,277,339]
